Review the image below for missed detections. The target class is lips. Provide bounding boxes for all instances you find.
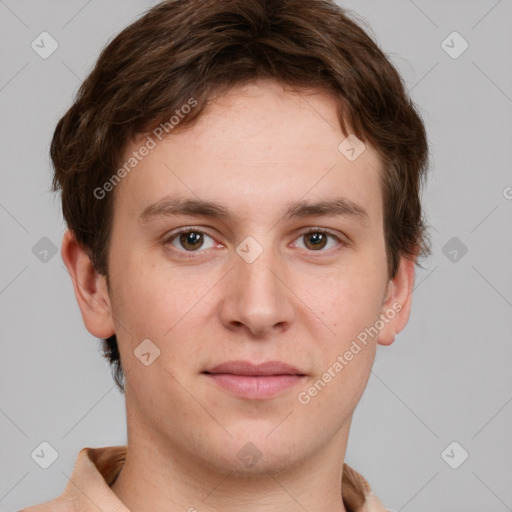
[204,360,304,376]
[203,360,306,399]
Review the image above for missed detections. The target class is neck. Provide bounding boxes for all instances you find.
[110,414,351,512]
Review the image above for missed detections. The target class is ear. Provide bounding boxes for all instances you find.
[377,256,416,346]
[61,230,115,339]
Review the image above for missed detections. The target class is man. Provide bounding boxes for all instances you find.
[21,0,429,510]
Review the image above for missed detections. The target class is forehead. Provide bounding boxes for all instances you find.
[114,80,384,225]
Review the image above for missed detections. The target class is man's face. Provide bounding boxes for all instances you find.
[104,80,399,474]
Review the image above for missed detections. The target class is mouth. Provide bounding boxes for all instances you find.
[202,360,306,400]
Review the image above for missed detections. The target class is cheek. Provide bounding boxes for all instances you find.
[297,268,385,415]
[110,249,209,337]
[310,260,388,346]
[108,258,205,399]
[108,251,226,387]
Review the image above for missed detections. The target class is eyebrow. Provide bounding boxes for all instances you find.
[139,196,369,224]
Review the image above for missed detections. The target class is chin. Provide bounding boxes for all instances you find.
[200,429,307,477]
[216,447,305,479]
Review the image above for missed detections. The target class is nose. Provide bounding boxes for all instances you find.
[218,242,295,338]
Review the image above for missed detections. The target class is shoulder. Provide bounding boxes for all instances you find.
[18,494,77,512]
[18,445,127,512]
[342,463,390,512]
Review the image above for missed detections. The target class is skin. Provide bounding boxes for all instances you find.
[62,79,415,512]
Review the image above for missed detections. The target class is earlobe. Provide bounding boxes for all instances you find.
[61,230,115,339]
[377,257,416,346]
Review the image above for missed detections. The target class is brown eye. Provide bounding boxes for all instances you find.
[165,229,217,253]
[293,230,343,253]
[179,231,204,251]
[303,232,328,250]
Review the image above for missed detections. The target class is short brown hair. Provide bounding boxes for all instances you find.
[51,0,430,392]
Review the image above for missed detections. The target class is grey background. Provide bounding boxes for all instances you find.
[0,1,511,510]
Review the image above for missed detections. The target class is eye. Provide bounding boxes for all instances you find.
[292,230,343,252]
[165,228,218,253]
[163,227,345,257]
